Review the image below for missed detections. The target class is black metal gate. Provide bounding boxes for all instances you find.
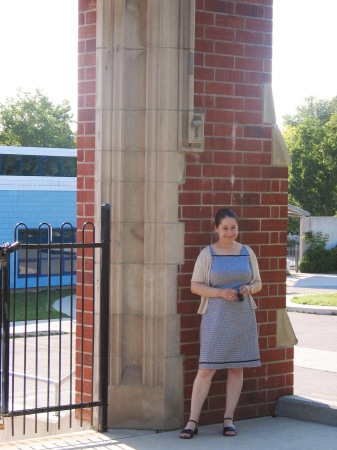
[0,204,110,436]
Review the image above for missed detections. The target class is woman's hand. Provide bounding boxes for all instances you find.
[221,288,238,302]
[238,285,252,297]
[191,282,239,302]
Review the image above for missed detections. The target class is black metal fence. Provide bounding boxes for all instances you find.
[287,244,299,272]
[0,204,110,436]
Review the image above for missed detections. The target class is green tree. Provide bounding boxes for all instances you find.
[283,96,337,216]
[288,217,300,235]
[0,89,76,148]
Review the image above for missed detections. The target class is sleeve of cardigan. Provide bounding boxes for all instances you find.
[246,245,262,290]
[191,247,209,283]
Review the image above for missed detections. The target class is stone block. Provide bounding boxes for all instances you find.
[144,222,184,264]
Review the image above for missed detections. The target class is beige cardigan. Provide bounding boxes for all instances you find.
[191,245,262,314]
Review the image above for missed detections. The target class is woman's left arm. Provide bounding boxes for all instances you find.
[242,246,262,295]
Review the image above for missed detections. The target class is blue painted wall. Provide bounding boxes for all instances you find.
[0,190,76,242]
[0,189,76,289]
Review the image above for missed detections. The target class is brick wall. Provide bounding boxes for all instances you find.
[177,0,292,424]
[76,0,97,421]
[77,0,292,426]
[78,0,96,226]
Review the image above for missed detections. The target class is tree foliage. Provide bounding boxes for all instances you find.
[288,217,300,235]
[283,96,337,216]
[0,89,76,148]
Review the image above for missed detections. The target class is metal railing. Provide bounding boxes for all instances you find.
[0,369,76,417]
[0,204,110,435]
[287,244,299,272]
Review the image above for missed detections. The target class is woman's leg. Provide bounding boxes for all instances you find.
[223,367,243,434]
[180,368,216,438]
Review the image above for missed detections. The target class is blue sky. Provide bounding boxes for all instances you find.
[1,1,336,129]
[0,0,77,118]
[273,0,337,127]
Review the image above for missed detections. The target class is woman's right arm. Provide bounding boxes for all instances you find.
[191,281,237,302]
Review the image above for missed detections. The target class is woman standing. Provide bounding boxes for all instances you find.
[180,208,262,439]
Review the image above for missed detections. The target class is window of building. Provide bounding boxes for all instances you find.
[1,155,21,175]
[0,154,77,177]
[17,227,77,278]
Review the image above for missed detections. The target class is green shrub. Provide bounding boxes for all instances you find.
[331,246,337,271]
[302,231,329,249]
[299,246,335,273]
[299,232,337,273]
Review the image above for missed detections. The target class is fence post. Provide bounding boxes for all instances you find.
[0,249,10,415]
[295,245,299,273]
[0,242,20,416]
[98,204,111,432]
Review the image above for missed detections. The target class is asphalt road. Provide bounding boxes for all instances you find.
[288,311,337,403]
[289,312,337,352]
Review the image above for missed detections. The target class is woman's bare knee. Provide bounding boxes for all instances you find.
[227,367,243,377]
[196,369,216,380]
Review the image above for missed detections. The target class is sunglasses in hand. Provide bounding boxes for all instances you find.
[237,291,244,302]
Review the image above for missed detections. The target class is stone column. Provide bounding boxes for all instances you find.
[95,0,195,429]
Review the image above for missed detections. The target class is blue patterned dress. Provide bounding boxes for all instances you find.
[199,245,260,369]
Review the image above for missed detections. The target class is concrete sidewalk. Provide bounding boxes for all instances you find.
[3,416,337,450]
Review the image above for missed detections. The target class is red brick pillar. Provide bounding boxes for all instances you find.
[77,0,292,428]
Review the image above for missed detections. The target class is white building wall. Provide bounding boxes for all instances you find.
[300,216,337,256]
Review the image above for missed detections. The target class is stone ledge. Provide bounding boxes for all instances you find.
[275,395,337,427]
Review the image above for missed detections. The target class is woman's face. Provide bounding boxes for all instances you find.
[215,216,238,244]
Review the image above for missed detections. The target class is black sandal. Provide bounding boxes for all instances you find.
[179,419,198,439]
[223,417,237,437]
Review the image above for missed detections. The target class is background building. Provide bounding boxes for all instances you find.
[0,146,76,288]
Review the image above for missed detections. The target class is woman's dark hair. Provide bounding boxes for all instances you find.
[214,208,238,227]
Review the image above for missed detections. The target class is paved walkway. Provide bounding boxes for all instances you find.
[2,272,337,449]
[2,416,337,450]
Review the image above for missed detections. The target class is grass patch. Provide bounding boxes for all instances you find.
[291,293,337,307]
[10,288,74,322]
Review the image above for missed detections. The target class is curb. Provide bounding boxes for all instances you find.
[275,395,337,427]
[286,298,337,315]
